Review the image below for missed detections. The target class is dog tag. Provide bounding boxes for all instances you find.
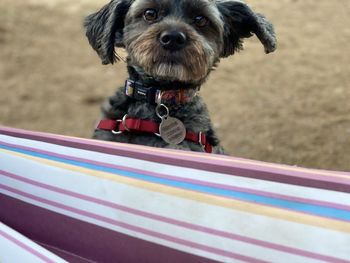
[159,117,186,145]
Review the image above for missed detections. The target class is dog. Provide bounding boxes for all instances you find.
[84,0,276,154]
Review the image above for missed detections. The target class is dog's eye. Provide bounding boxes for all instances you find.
[143,9,158,22]
[194,15,208,27]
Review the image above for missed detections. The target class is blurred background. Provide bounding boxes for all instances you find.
[1,0,349,171]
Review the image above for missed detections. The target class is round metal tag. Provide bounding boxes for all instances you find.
[159,117,186,145]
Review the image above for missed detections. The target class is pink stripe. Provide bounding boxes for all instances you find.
[0,125,348,177]
[1,140,350,213]
[1,171,349,263]
[0,229,56,263]
[1,126,350,193]
[0,184,267,263]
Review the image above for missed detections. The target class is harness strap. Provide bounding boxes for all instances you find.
[97,118,213,153]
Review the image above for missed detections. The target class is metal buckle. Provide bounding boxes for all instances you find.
[122,114,130,132]
[111,119,123,135]
[155,104,169,137]
[111,114,129,134]
[198,132,205,149]
[155,90,163,105]
[156,104,169,120]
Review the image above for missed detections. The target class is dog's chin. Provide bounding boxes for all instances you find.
[151,63,193,82]
[141,62,207,83]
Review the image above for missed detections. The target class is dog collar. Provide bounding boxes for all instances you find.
[97,117,213,153]
[124,79,198,105]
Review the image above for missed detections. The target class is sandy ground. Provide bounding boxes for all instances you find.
[1,0,349,171]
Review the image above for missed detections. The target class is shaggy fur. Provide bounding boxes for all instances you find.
[85,0,276,154]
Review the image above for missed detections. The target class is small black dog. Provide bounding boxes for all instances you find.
[85,0,276,154]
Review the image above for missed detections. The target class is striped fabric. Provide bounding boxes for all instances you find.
[0,223,67,263]
[0,126,349,263]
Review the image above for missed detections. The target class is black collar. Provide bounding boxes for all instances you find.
[124,79,199,106]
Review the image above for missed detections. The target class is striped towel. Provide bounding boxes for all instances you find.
[0,126,349,263]
[0,222,67,263]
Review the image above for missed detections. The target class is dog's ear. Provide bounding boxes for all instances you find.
[217,0,277,57]
[84,0,131,65]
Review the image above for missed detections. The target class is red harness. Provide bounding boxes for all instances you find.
[97,118,213,153]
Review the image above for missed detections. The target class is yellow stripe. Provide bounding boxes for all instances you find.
[63,136,350,179]
[1,148,350,233]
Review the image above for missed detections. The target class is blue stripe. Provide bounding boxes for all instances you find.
[1,143,350,222]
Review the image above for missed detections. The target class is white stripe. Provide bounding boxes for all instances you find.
[1,152,349,261]
[1,134,349,207]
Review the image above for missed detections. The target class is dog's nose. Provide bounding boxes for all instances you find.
[159,30,187,51]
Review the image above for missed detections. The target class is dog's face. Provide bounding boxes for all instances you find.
[85,0,276,83]
[123,0,224,82]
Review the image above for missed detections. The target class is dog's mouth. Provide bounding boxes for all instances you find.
[156,53,184,64]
